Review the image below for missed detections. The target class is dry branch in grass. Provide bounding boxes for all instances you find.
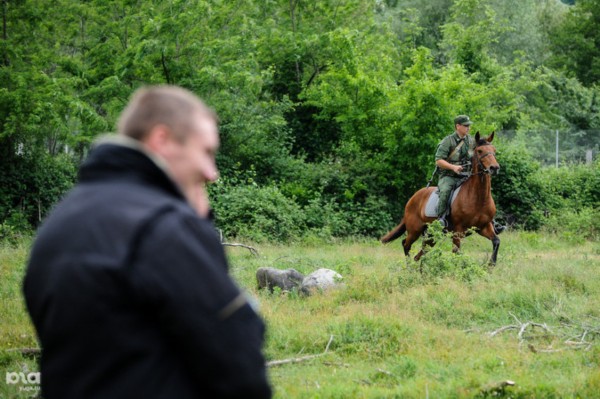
[488,313,597,352]
[218,229,259,256]
[221,242,259,256]
[5,348,41,358]
[267,335,334,367]
[13,336,337,368]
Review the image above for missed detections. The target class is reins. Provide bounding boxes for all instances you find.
[471,148,496,176]
[468,147,497,178]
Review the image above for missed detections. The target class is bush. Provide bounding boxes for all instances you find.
[542,207,600,243]
[0,212,30,245]
[415,223,488,282]
[493,143,548,229]
[211,184,306,242]
[0,149,77,232]
[303,194,394,238]
[532,162,600,210]
[210,179,396,241]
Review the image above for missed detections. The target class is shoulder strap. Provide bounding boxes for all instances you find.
[447,139,465,161]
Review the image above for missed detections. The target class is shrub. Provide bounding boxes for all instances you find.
[211,184,306,242]
[532,162,600,210]
[493,143,548,229]
[542,207,599,242]
[0,149,77,233]
[415,224,488,282]
[0,212,30,245]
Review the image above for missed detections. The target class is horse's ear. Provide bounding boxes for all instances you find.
[487,131,495,143]
[475,131,481,143]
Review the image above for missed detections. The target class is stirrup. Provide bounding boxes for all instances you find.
[436,217,448,228]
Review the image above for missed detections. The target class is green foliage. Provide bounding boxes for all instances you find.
[211,179,394,241]
[415,223,488,282]
[543,207,600,243]
[492,142,547,229]
[492,143,598,233]
[0,147,77,229]
[3,232,600,397]
[549,0,600,86]
[212,184,306,242]
[531,162,600,241]
[533,162,600,210]
[441,0,506,77]
[1,0,597,241]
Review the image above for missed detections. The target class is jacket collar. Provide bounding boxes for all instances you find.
[78,135,185,200]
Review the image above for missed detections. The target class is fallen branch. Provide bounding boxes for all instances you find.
[222,242,260,256]
[218,229,260,256]
[489,325,519,337]
[5,348,41,358]
[267,335,334,367]
[518,322,551,341]
[488,313,598,353]
[376,368,394,377]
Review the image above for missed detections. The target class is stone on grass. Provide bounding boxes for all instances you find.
[256,267,304,293]
[300,268,343,295]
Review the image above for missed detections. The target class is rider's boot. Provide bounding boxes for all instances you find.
[436,216,448,230]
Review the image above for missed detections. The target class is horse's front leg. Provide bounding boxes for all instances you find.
[478,223,500,266]
[414,236,434,262]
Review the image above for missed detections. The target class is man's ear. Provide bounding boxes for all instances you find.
[143,124,172,154]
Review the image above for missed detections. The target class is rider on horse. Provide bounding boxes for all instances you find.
[435,115,505,234]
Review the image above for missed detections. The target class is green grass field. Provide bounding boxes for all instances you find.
[2,231,600,398]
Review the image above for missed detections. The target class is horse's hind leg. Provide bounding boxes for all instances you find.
[402,230,422,258]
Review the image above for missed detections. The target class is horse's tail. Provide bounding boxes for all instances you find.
[380,220,406,244]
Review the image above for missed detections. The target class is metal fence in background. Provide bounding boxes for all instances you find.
[498,130,600,167]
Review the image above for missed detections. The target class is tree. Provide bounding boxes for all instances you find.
[549,0,600,86]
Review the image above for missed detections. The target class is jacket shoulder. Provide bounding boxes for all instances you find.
[435,134,455,159]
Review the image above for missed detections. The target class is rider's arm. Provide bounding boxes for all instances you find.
[436,159,463,174]
[435,136,463,174]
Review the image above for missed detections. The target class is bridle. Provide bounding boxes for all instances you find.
[472,144,498,176]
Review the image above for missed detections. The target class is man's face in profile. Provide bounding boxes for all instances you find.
[164,115,218,184]
[179,114,220,186]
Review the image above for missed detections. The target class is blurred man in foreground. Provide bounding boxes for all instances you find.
[23,86,272,399]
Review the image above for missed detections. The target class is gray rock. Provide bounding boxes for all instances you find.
[256,267,305,293]
[300,268,343,295]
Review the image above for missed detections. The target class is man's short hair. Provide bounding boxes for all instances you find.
[117,86,217,141]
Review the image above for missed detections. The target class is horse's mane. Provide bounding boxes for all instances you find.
[475,138,490,147]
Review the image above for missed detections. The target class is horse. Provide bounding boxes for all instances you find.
[381,132,501,265]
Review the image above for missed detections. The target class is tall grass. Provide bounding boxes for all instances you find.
[0,239,39,399]
[228,232,600,398]
[1,232,599,398]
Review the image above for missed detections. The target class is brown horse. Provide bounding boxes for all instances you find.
[381,132,501,265]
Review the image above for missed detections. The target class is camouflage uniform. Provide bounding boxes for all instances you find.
[434,132,474,217]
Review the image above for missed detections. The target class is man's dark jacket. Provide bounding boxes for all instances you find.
[23,137,272,399]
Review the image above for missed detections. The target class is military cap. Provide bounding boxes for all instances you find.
[454,115,473,126]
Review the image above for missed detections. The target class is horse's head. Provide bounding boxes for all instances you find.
[473,132,500,175]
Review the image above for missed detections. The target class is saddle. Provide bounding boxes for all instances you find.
[424,187,462,218]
